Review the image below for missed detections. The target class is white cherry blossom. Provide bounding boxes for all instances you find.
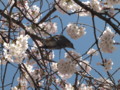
[77,60,91,74]
[106,0,120,6]
[65,50,82,64]
[3,35,29,63]
[39,22,57,37]
[27,5,41,23]
[51,62,58,71]
[104,59,113,71]
[66,23,86,39]
[87,48,98,56]
[63,83,74,90]
[99,27,115,53]
[95,77,113,89]
[57,59,76,79]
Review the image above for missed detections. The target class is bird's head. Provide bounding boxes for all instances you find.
[56,35,75,49]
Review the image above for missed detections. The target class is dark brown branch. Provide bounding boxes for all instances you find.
[38,7,56,24]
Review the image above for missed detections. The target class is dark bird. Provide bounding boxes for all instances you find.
[27,32,74,49]
[41,35,74,49]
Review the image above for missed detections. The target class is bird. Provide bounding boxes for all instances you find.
[26,31,74,49]
[41,35,75,49]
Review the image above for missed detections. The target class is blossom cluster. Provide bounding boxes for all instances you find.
[55,0,74,14]
[60,77,113,90]
[90,0,102,12]
[9,0,29,9]
[55,0,101,14]
[38,22,57,37]
[97,59,113,71]
[26,5,41,23]
[21,63,42,87]
[1,11,20,30]
[106,0,120,6]
[55,0,118,16]
[97,59,114,72]
[66,23,86,39]
[94,77,113,89]
[99,27,115,53]
[57,59,76,79]
[104,59,113,71]
[77,60,91,74]
[51,51,91,79]
[55,0,91,16]
[26,22,57,37]
[9,0,41,23]
[53,50,81,79]
[3,35,29,64]
[11,63,43,90]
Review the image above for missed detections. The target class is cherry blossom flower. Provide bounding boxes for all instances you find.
[3,35,29,64]
[99,27,115,53]
[38,22,57,37]
[90,0,102,12]
[51,62,58,71]
[55,78,60,85]
[94,77,113,89]
[66,23,86,39]
[27,5,41,23]
[78,84,93,90]
[9,0,29,9]
[26,22,57,37]
[55,0,74,14]
[97,59,113,71]
[21,63,34,75]
[87,48,98,56]
[11,76,28,90]
[57,59,76,79]
[70,1,91,16]
[0,58,7,65]
[107,7,115,16]
[104,59,113,71]
[63,83,74,90]
[21,63,43,87]
[106,0,120,6]
[55,0,92,16]
[76,60,91,74]
[65,50,82,64]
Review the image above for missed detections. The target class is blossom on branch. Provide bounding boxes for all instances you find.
[76,60,91,74]
[87,48,98,56]
[66,23,86,40]
[104,59,113,71]
[26,5,41,23]
[55,0,74,14]
[99,27,115,53]
[3,35,29,64]
[97,59,113,71]
[94,77,113,89]
[38,22,57,37]
[57,59,76,79]
[106,0,120,6]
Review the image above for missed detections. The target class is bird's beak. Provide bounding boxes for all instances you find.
[72,45,75,49]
